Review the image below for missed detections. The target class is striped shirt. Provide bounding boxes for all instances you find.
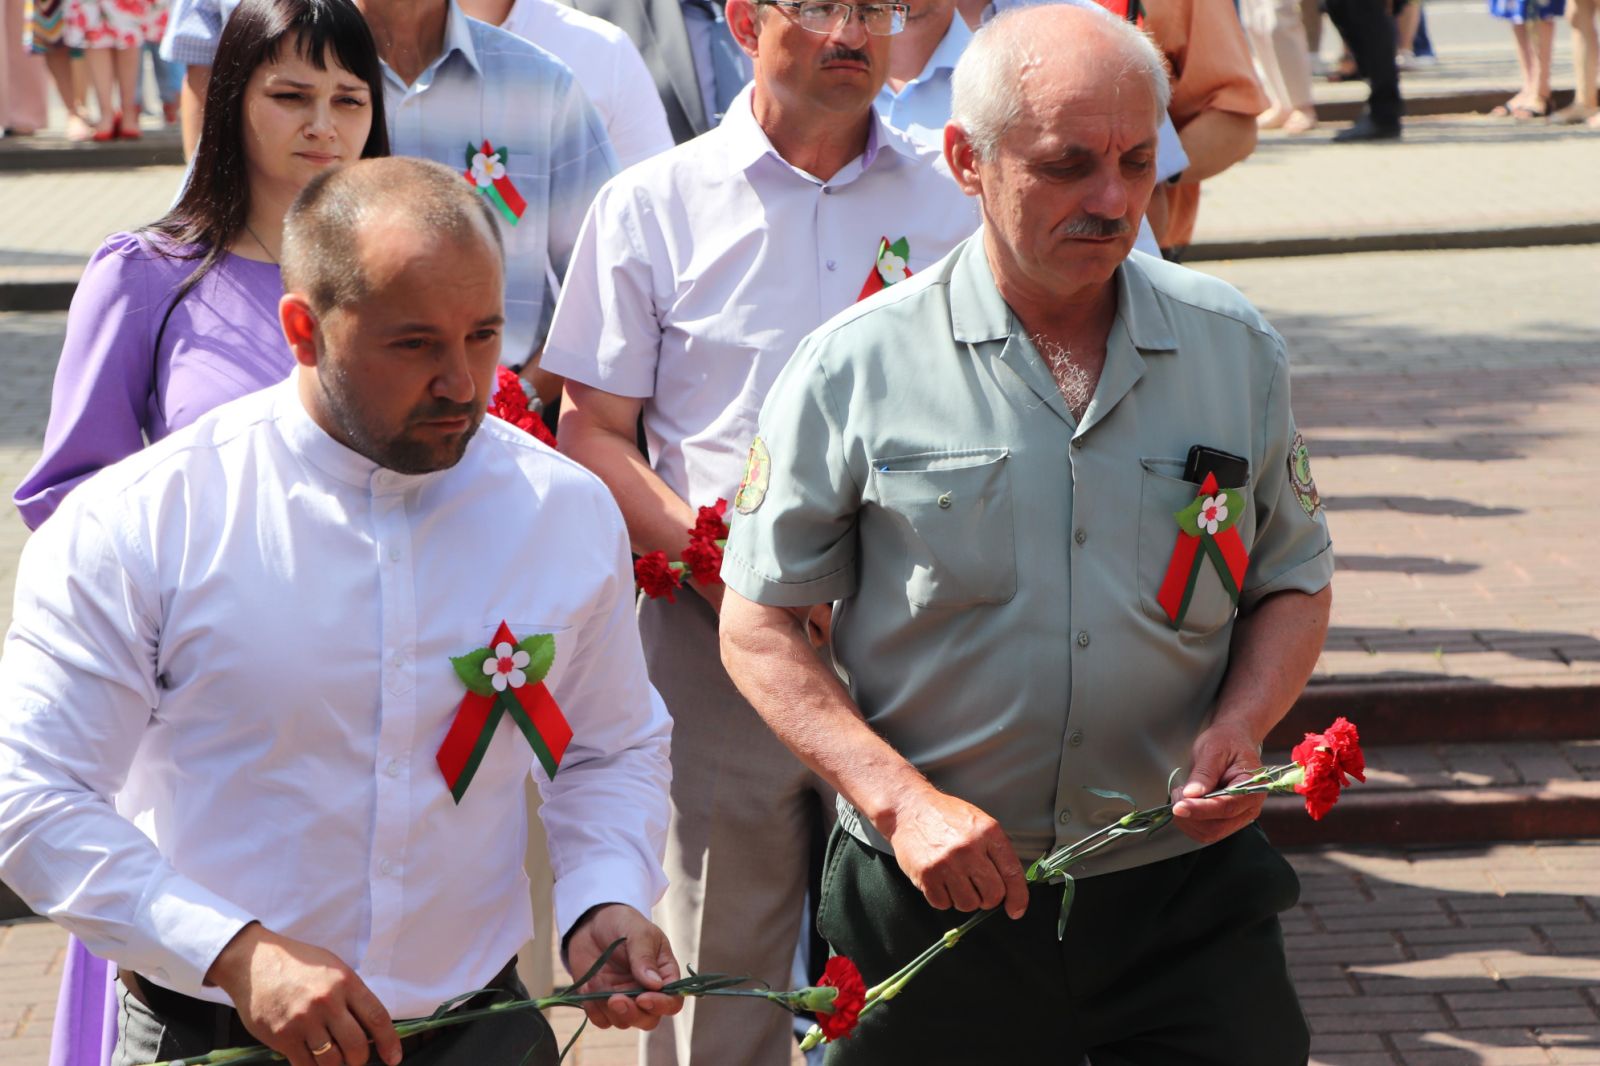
[162,0,618,362]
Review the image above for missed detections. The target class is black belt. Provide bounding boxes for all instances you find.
[120,957,521,1056]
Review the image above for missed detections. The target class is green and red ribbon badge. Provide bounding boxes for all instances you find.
[437,621,572,803]
[463,141,526,226]
[1155,472,1250,628]
[857,236,911,301]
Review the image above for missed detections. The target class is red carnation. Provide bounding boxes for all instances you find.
[681,534,724,587]
[634,551,683,602]
[487,366,556,447]
[692,498,730,542]
[816,956,866,1041]
[1294,744,1344,820]
[1321,716,1366,782]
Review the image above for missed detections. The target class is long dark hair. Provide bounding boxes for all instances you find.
[146,0,389,310]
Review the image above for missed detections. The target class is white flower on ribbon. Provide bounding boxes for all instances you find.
[470,151,506,189]
[482,641,530,691]
[876,251,908,284]
[1196,495,1229,536]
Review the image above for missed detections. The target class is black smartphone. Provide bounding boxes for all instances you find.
[1183,445,1249,488]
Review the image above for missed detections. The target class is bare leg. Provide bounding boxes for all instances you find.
[1565,0,1600,115]
[113,44,140,133]
[1529,17,1555,102]
[1396,0,1421,51]
[83,46,115,134]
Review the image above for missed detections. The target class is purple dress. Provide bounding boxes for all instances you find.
[18,231,287,1066]
[16,231,287,528]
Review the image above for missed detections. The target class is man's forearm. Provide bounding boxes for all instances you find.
[557,399,697,557]
[1174,110,1258,184]
[719,590,932,837]
[1210,585,1332,744]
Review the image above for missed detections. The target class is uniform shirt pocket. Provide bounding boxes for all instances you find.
[868,449,1016,609]
[1137,457,1251,637]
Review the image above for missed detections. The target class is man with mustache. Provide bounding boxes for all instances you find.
[0,158,680,1066]
[541,0,979,1061]
[719,5,1333,1060]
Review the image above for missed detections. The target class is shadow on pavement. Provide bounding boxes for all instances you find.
[1286,842,1600,1065]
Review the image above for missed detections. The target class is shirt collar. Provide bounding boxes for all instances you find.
[274,371,458,496]
[440,0,482,76]
[921,13,973,78]
[720,83,923,175]
[950,239,1179,353]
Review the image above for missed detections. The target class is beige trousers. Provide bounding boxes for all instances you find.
[638,593,833,1066]
[0,0,47,131]
[1242,0,1318,113]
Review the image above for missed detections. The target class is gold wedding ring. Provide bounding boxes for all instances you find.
[309,1040,335,1056]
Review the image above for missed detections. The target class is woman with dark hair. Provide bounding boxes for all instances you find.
[20,2,385,1063]
[15,0,387,530]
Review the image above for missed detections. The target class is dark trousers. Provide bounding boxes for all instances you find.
[1324,0,1403,127]
[112,961,558,1066]
[817,825,1310,1066]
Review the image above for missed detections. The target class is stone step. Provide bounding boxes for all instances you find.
[1259,738,1600,847]
[1268,682,1600,749]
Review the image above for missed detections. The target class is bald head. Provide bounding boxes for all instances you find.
[951,3,1171,159]
[282,156,504,314]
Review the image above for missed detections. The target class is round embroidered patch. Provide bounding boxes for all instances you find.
[735,436,771,515]
[1288,432,1322,518]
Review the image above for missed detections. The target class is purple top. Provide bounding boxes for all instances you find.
[14,231,288,530]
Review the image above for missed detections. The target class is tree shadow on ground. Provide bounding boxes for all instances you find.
[1324,625,1600,665]
[1324,496,1522,519]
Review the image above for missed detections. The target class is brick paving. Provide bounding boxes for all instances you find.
[1201,245,1600,688]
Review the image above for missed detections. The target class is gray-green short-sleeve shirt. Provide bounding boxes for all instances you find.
[721,237,1334,877]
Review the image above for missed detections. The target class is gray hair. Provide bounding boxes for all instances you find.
[951,1,1173,159]
[282,156,504,314]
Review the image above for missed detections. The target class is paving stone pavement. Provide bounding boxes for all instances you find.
[1200,245,1600,688]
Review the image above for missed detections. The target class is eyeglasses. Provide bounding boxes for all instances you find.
[755,0,909,36]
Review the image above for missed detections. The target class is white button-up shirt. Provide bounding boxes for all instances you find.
[0,379,671,1016]
[542,86,982,506]
[500,0,675,168]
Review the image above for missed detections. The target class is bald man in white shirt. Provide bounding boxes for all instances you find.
[542,2,980,1063]
[0,157,681,1066]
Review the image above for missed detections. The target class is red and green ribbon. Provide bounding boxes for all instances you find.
[1155,472,1250,628]
[437,620,572,803]
[857,236,911,301]
[463,141,527,226]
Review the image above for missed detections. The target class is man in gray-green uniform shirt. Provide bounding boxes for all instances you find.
[718,6,1333,1063]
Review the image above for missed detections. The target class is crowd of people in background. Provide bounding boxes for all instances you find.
[5,0,1600,139]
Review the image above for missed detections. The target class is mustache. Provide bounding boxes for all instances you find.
[1061,214,1132,239]
[821,45,871,64]
[408,399,481,423]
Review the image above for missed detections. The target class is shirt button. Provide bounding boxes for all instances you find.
[1076,631,1090,648]
[1058,809,1073,825]
[389,546,401,562]
[1072,437,1084,449]
[937,493,953,509]
[1070,730,1084,747]
[1074,528,1087,545]
[385,759,402,777]
[822,186,833,195]
[826,260,837,271]
[380,859,396,876]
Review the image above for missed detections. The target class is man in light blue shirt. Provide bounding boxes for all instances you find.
[874,0,1184,256]
[163,0,617,369]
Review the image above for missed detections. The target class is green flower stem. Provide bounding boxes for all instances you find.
[799,765,1310,1050]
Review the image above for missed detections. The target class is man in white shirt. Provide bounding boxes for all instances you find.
[0,157,680,1066]
[542,2,979,1062]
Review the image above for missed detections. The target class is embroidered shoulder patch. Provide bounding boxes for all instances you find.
[735,436,771,515]
[1288,432,1322,518]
